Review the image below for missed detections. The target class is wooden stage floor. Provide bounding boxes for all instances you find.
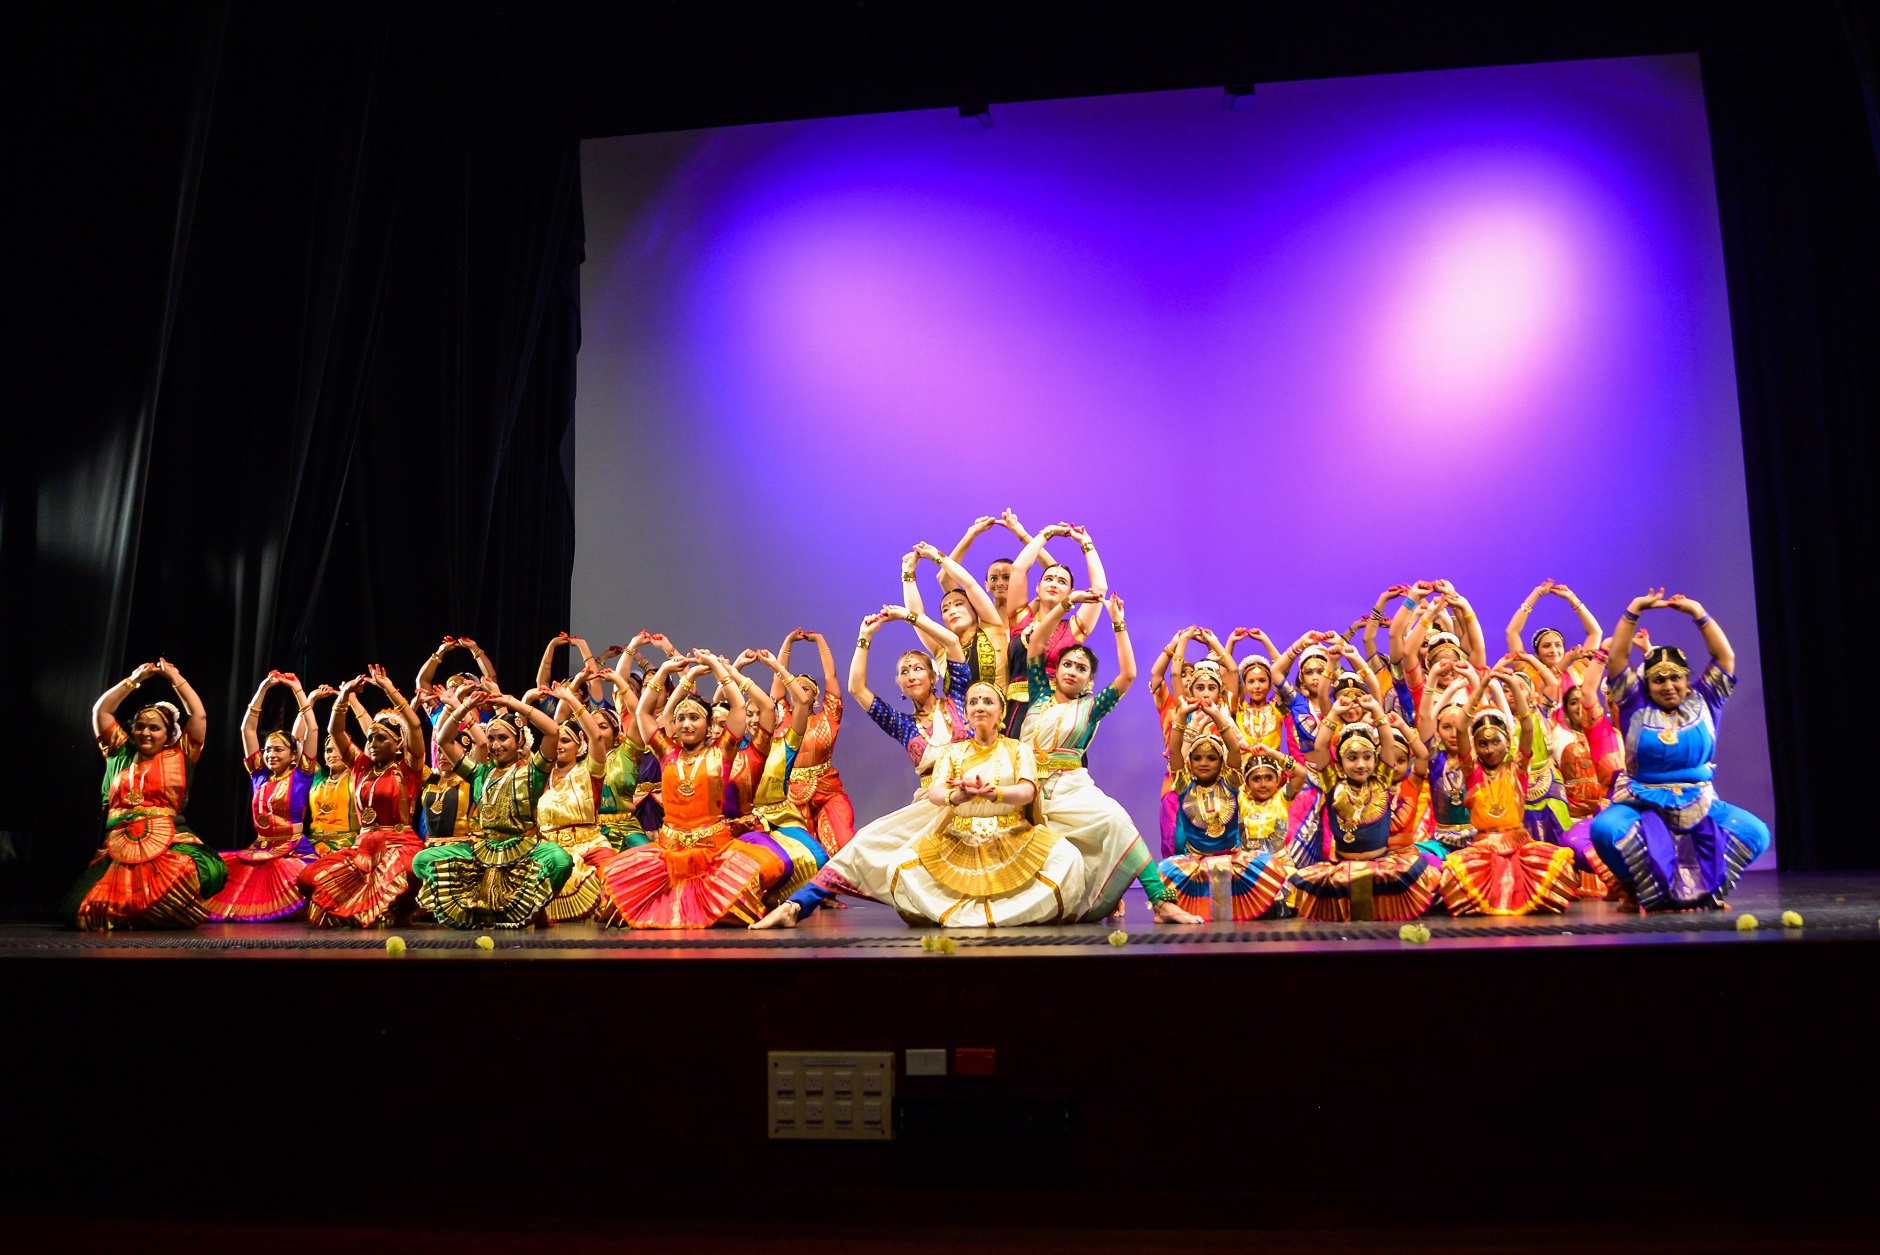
[2,869,1876,959]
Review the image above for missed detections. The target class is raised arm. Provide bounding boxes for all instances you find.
[637,656,688,744]
[882,604,965,663]
[1548,584,1602,651]
[535,632,571,695]
[702,651,747,742]
[1607,588,1662,679]
[1003,521,1068,621]
[1504,667,1537,765]
[155,658,207,747]
[366,665,425,768]
[1062,526,1108,637]
[1152,628,1192,709]
[1437,584,1489,669]
[329,675,364,762]
[241,673,274,758]
[415,638,452,704]
[435,693,484,770]
[1667,593,1734,674]
[728,651,777,735]
[283,673,317,755]
[1027,595,1077,660]
[919,541,1002,628]
[1107,594,1138,696]
[549,681,605,769]
[942,516,996,592]
[93,663,158,742]
[848,614,885,709]
[1507,581,1551,657]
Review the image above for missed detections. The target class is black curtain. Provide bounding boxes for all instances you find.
[6,3,582,915]
[1703,13,1880,871]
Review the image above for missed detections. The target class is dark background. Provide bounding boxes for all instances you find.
[8,0,1879,917]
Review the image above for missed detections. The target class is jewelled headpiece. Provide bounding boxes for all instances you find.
[965,680,1008,715]
[1331,672,1367,698]
[1423,631,1463,664]
[1644,645,1690,682]
[1239,654,1273,678]
[1530,627,1565,652]
[1189,659,1223,682]
[1336,721,1379,752]
[1471,707,1514,740]
[558,717,589,754]
[370,710,406,743]
[262,729,296,754]
[1245,755,1281,779]
[490,709,536,751]
[1296,645,1331,673]
[673,692,711,720]
[134,701,183,746]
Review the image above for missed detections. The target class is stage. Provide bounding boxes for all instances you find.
[3,870,1877,1233]
[2,869,1875,959]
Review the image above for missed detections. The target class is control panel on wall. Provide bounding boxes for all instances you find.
[768,1051,894,1140]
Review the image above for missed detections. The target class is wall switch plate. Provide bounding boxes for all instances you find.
[769,1052,894,1140]
[905,1048,948,1076]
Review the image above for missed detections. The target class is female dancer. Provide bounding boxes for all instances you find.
[751,610,972,927]
[303,685,362,859]
[413,635,497,734]
[595,662,652,851]
[1002,522,1109,732]
[1589,590,1770,911]
[728,651,827,905]
[304,667,425,928]
[885,680,1086,926]
[905,540,1008,691]
[533,681,616,922]
[1437,666,1579,916]
[1285,691,1440,922]
[1020,593,1200,923]
[1505,580,1602,719]
[598,651,792,928]
[1416,674,1479,864]
[1226,628,1287,755]
[68,659,226,929]
[946,511,1062,636]
[772,628,855,856]
[413,683,575,928]
[207,671,319,922]
[1551,645,1622,896]
[1156,699,1292,921]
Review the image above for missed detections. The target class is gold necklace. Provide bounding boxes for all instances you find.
[674,747,707,797]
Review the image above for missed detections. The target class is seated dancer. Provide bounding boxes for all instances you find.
[1020,592,1201,923]
[1002,521,1109,735]
[1226,627,1287,756]
[532,679,616,922]
[1270,629,1339,759]
[884,680,1086,926]
[1157,698,1292,921]
[595,658,652,851]
[729,650,828,904]
[1383,711,1433,854]
[412,683,575,928]
[67,659,226,929]
[771,628,855,856]
[906,538,1009,692]
[304,667,427,927]
[1155,629,1236,854]
[1239,742,1303,861]
[1437,665,1579,916]
[598,651,793,928]
[1286,685,1440,922]
[207,671,319,922]
[751,608,972,928]
[1415,674,1480,863]
[303,685,364,859]
[1589,590,1770,911]
[1551,643,1623,896]
[413,634,497,736]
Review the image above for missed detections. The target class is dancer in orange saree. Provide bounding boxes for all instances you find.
[66,658,226,929]
[599,650,791,927]
[771,628,855,856]
[1437,664,1579,916]
[304,666,426,927]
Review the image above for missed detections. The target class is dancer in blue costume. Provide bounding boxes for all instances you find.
[1155,699,1293,921]
[1589,589,1769,911]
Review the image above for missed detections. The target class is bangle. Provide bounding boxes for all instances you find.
[1695,614,1712,628]
[1622,609,1641,623]
[1112,622,1127,633]
[247,704,263,714]
[903,610,917,623]
[857,638,871,649]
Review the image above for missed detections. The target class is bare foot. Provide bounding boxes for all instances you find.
[751,901,801,930]
[1153,899,1205,925]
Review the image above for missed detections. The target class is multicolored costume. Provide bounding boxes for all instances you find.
[1553,687,1624,897]
[1438,757,1578,916]
[735,726,827,906]
[304,766,358,857]
[598,737,651,851]
[886,736,1084,926]
[1003,609,1086,735]
[1019,655,1174,920]
[413,751,574,928]
[207,744,316,921]
[66,723,226,929]
[598,729,791,928]
[783,691,855,856]
[1157,768,1291,921]
[1286,753,1438,922]
[784,659,973,917]
[1589,656,1770,911]
[306,751,422,927]
[1418,749,1476,864]
[535,758,615,922]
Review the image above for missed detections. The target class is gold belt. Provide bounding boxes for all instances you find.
[663,820,728,849]
[946,812,1027,839]
[789,762,834,781]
